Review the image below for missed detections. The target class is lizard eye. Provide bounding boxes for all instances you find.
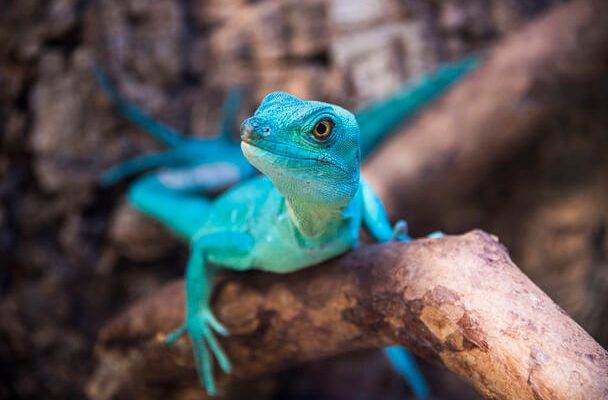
[312,119,333,140]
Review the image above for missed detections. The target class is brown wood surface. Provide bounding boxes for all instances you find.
[88,231,608,399]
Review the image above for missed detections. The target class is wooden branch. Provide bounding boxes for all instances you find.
[87,231,608,399]
[363,0,608,224]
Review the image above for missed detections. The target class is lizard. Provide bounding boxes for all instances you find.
[161,91,438,397]
[97,56,479,397]
[95,56,479,239]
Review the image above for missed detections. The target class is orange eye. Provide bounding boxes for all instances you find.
[312,119,333,140]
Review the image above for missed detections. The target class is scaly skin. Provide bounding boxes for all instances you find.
[164,92,429,396]
[97,59,480,397]
[96,56,478,239]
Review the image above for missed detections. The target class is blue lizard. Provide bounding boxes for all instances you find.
[97,57,479,397]
[162,91,430,396]
[96,56,478,238]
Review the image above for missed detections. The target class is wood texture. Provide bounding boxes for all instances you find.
[88,231,608,399]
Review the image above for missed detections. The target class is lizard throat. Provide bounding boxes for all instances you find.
[284,195,350,239]
[241,141,359,238]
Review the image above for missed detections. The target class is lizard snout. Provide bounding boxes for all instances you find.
[240,118,270,142]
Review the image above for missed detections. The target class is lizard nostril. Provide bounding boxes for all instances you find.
[240,122,254,140]
[241,119,270,141]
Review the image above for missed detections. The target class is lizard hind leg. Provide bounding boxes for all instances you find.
[93,66,187,148]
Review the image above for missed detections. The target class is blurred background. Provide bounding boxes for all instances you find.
[1,0,607,399]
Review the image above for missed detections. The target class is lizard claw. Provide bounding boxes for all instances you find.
[391,220,411,242]
[427,231,445,239]
[165,324,187,345]
[204,309,229,337]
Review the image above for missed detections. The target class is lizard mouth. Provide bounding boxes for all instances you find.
[241,141,345,173]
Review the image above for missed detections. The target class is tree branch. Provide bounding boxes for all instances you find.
[87,2,608,398]
[88,231,608,399]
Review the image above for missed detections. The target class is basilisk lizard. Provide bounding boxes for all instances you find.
[98,58,478,397]
[164,91,433,396]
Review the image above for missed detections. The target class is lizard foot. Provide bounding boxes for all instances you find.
[166,311,231,396]
[189,310,232,396]
[189,310,231,396]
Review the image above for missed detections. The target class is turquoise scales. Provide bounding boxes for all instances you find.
[96,57,478,239]
[97,57,479,397]
[169,92,422,397]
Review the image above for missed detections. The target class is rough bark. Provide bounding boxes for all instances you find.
[87,231,608,400]
[363,0,608,227]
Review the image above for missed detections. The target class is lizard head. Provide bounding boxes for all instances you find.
[241,92,360,208]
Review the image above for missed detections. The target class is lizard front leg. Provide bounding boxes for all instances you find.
[360,178,412,242]
[167,231,254,396]
[361,178,441,242]
[360,178,429,399]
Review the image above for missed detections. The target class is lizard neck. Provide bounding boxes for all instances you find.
[284,196,346,239]
[278,176,359,239]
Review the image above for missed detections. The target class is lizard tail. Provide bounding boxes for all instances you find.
[384,346,430,399]
[356,55,480,160]
[216,86,244,142]
[93,66,188,148]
